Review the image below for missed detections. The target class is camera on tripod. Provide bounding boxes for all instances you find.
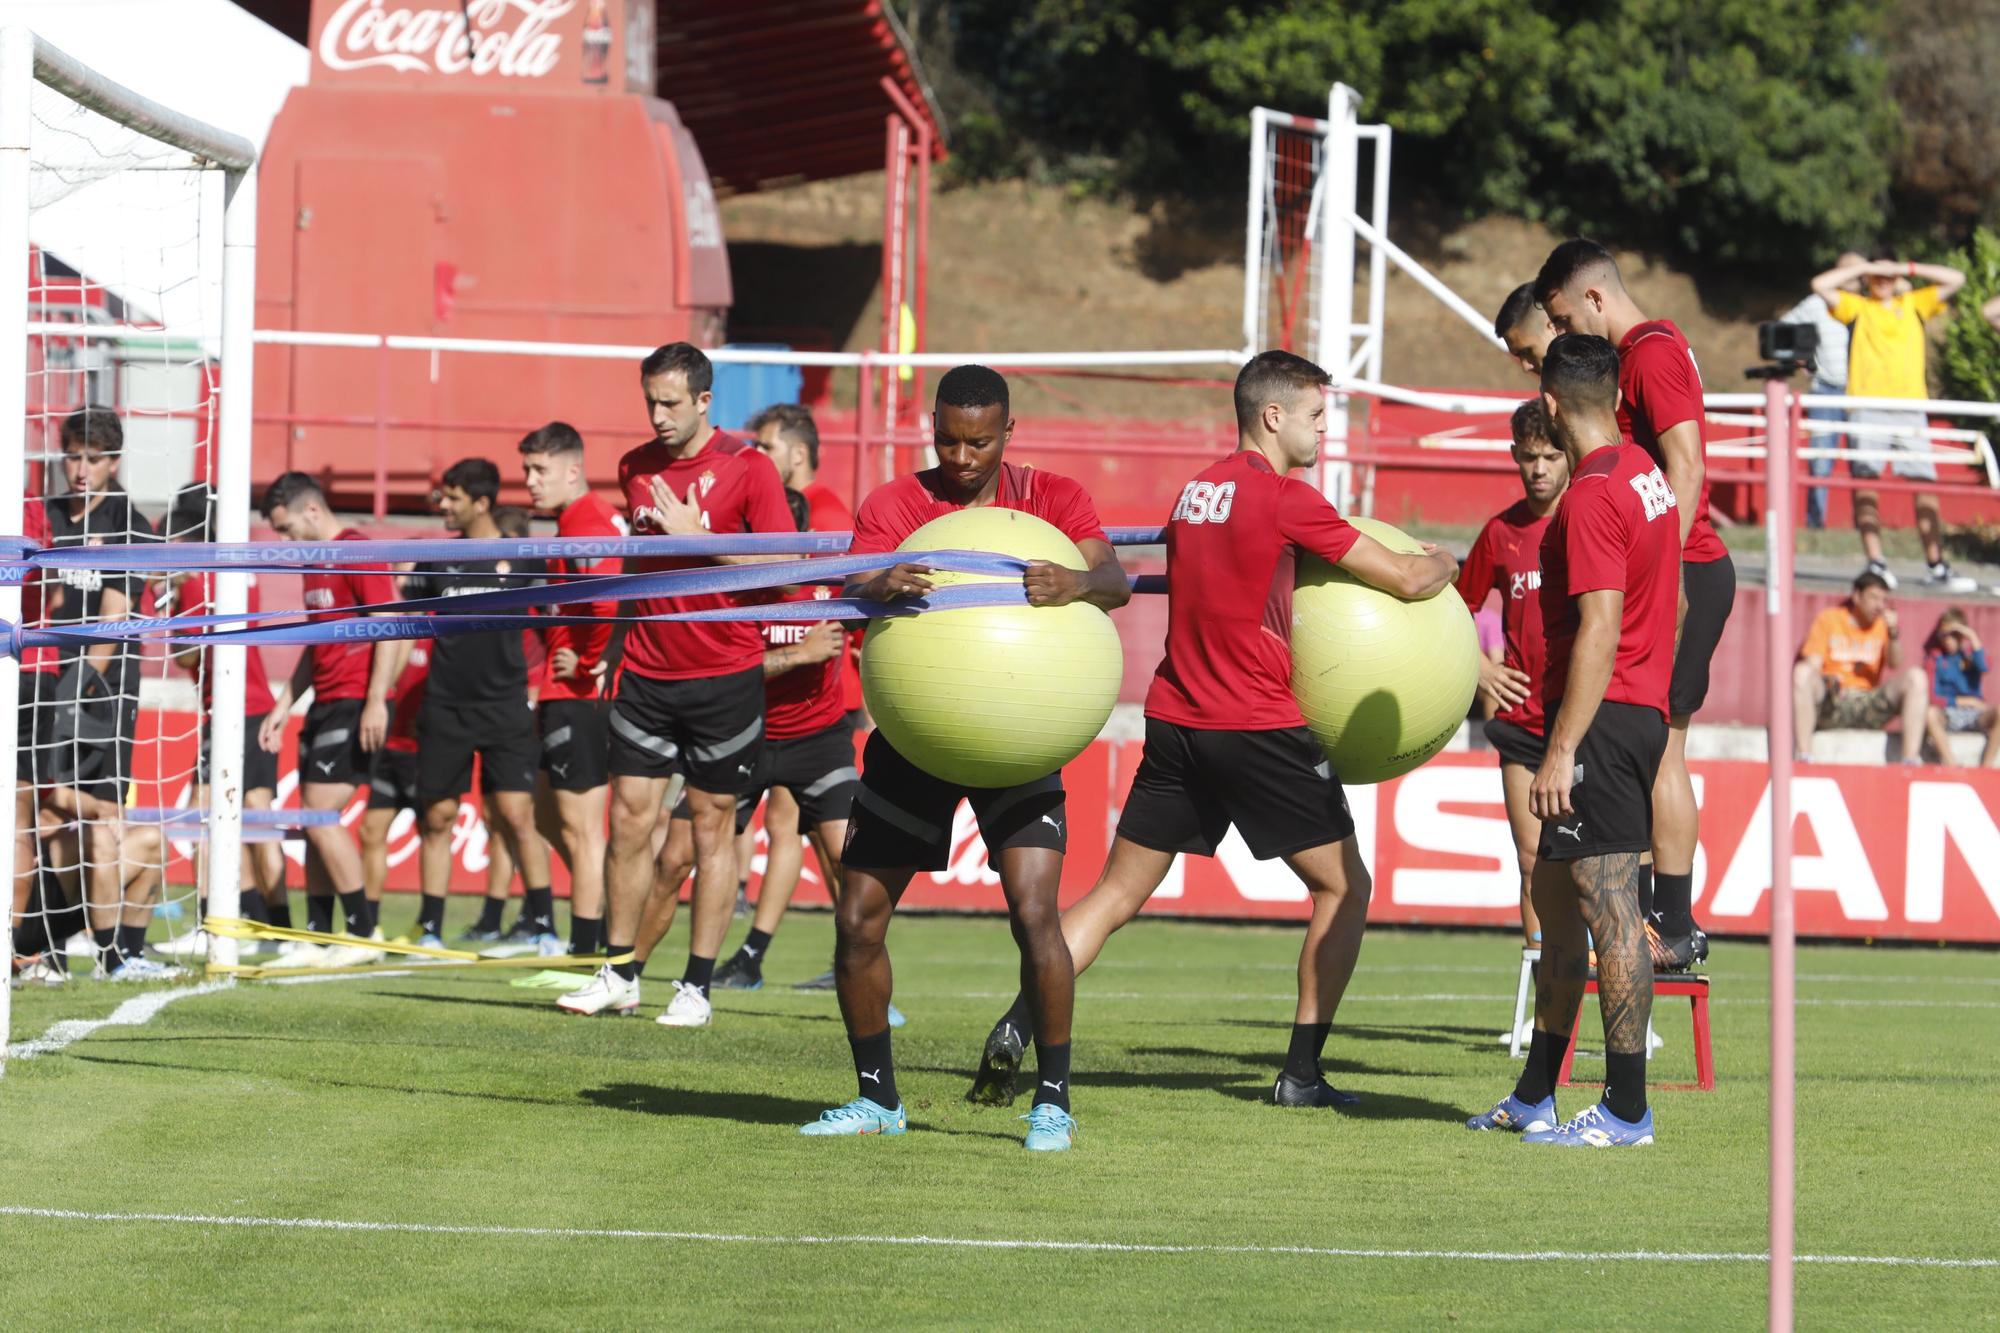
[1748,321,1818,381]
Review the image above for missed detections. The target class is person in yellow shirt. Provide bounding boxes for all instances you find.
[1810,255,1970,591]
[1792,570,1932,764]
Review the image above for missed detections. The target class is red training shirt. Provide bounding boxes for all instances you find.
[300,529,398,702]
[849,462,1107,557]
[383,643,431,755]
[617,431,794,682]
[1538,443,1683,720]
[1455,500,1554,735]
[761,584,848,740]
[174,573,277,715]
[799,478,864,714]
[1617,319,1726,564]
[19,501,58,676]
[539,489,626,701]
[1145,451,1360,730]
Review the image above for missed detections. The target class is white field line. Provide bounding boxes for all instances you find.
[938,958,2000,988]
[5,980,235,1060]
[0,1206,1990,1270]
[916,991,2000,1010]
[263,971,414,986]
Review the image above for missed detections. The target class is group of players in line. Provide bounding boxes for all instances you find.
[13,236,1721,1152]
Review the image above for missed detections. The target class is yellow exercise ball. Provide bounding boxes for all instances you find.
[1292,515,1479,784]
[860,506,1123,787]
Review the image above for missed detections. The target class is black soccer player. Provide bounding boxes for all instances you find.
[1467,334,1681,1145]
[796,365,1129,1150]
[963,352,1455,1110]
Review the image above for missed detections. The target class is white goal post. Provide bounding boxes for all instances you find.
[0,26,257,1071]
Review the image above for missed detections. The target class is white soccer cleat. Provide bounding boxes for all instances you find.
[557,964,640,1016]
[150,929,212,959]
[263,940,328,969]
[106,957,185,982]
[320,929,387,969]
[12,956,68,988]
[655,979,712,1028]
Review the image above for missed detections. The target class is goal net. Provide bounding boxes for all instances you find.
[3,28,256,1058]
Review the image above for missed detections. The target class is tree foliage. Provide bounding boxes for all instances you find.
[1937,227,2000,446]
[1883,0,2000,246]
[940,0,1897,266]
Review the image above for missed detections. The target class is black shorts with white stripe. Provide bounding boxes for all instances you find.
[298,698,370,788]
[539,697,611,792]
[608,665,764,795]
[842,729,1066,876]
[765,722,860,829]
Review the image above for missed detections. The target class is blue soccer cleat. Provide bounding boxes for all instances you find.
[1522,1101,1654,1147]
[1466,1092,1557,1133]
[1021,1103,1077,1152]
[887,1002,907,1029]
[799,1097,906,1137]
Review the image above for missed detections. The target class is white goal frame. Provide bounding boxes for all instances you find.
[0,27,258,1072]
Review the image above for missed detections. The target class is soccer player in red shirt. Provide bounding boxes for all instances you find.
[1456,401,1570,967]
[258,473,409,965]
[799,365,1129,1150]
[560,343,793,1025]
[1494,282,1557,376]
[964,352,1456,1113]
[1534,239,1730,971]
[1468,333,1681,1146]
[520,422,625,960]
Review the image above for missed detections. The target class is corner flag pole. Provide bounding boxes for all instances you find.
[1763,377,1797,1330]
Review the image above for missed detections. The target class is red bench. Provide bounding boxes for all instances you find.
[1558,973,1714,1093]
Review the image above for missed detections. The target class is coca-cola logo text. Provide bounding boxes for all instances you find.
[318,0,574,79]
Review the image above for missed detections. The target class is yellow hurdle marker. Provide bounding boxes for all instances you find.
[201,917,632,980]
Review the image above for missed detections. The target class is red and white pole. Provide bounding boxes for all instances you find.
[1763,376,1796,1331]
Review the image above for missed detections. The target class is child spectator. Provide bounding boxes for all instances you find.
[1924,609,1999,767]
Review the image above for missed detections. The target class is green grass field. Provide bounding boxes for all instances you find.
[5,910,1997,1328]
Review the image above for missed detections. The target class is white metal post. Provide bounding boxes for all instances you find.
[1242,108,1270,357]
[1315,84,1358,510]
[1363,125,1391,384]
[204,165,257,972]
[0,25,35,1071]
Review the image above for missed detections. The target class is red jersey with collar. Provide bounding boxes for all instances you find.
[848,463,1107,555]
[761,584,848,740]
[539,489,626,701]
[1145,451,1361,730]
[617,430,794,682]
[174,573,277,715]
[1618,319,1726,564]
[798,478,864,713]
[1539,443,1683,719]
[1455,500,1554,734]
[383,643,430,755]
[300,529,398,701]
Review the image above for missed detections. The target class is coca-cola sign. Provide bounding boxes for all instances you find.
[311,0,621,87]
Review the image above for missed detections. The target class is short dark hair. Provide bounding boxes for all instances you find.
[167,481,216,542]
[1509,399,1552,449]
[518,421,585,457]
[1533,238,1621,307]
[783,487,811,533]
[747,402,820,469]
[60,406,123,456]
[640,341,714,396]
[1233,350,1331,431]
[490,504,532,538]
[1853,570,1890,596]
[1539,333,1621,418]
[441,458,501,507]
[1494,283,1541,341]
[260,471,325,519]
[935,364,1010,420]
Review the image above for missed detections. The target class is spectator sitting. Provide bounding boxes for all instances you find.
[1780,251,1862,530]
[1923,608,1999,768]
[1808,255,1973,591]
[1793,570,1931,765]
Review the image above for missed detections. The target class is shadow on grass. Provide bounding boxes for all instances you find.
[581,1082,828,1125]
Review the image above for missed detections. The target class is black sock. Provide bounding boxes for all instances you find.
[266,898,293,930]
[1637,862,1656,923]
[1000,991,1031,1035]
[851,1027,899,1107]
[1514,1027,1565,1105]
[239,892,267,924]
[1281,1021,1331,1083]
[93,925,119,966]
[364,897,381,936]
[570,915,601,956]
[612,948,638,981]
[306,894,335,934]
[740,927,773,962]
[1604,1050,1648,1123]
[1652,871,1695,936]
[475,897,505,933]
[417,894,447,939]
[524,887,554,934]
[1032,1041,1072,1111]
[117,922,148,958]
[338,889,370,937]
[681,954,716,996]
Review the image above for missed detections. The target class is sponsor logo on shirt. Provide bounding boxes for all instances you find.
[1508,570,1543,600]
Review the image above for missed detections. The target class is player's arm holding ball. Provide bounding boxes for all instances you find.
[1334,531,1457,600]
[1023,537,1128,610]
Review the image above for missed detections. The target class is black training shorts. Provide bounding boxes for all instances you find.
[367,747,420,812]
[1117,718,1354,861]
[672,722,858,833]
[842,729,1066,875]
[1537,699,1668,863]
[299,698,370,788]
[198,710,280,794]
[1670,553,1736,718]
[1483,717,1548,772]
[416,697,540,803]
[608,666,764,795]
[539,697,611,793]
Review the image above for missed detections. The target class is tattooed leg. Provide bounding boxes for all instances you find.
[1574,850,1653,1122]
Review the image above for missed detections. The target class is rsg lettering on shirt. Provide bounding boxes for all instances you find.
[1629,467,1678,522]
[1171,480,1236,525]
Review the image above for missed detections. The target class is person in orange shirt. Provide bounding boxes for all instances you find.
[1792,570,1932,763]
